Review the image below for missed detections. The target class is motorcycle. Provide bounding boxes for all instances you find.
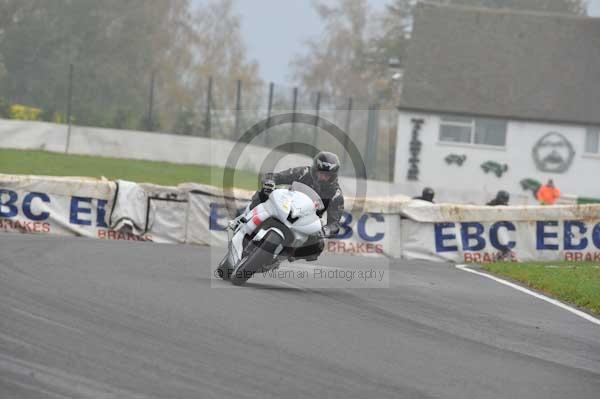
[217,182,325,286]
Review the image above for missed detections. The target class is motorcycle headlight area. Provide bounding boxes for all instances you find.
[288,204,312,222]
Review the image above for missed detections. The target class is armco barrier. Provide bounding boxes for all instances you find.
[2,173,599,263]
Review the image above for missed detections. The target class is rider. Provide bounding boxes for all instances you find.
[487,190,510,206]
[413,187,435,203]
[246,151,344,261]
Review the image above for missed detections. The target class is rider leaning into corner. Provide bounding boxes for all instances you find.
[245,151,344,261]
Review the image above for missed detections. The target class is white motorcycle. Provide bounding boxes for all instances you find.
[217,182,325,286]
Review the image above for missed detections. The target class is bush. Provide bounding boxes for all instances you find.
[112,108,135,130]
[40,106,66,124]
[139,114,161,132]
[173,108,198,135]
[9,104,42,121]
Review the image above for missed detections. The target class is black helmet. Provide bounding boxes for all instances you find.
[496,190,510,204]
[422,187,435,201]
[312,151,340,184]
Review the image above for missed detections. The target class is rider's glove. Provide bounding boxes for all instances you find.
[321,224,340,238]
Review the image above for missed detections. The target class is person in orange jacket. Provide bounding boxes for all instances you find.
[537,179,560,205]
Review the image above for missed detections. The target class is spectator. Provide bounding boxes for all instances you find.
[487,190,510,206]
[537,179,560,205]
[413,187,435,203]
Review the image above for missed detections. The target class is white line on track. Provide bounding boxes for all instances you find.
[455,264,600,326]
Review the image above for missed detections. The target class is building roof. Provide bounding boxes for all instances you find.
[399,2,600,126]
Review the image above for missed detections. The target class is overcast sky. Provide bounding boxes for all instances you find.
[198,0,600,85]
[231,0,389,84]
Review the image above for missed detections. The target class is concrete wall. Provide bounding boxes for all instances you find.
[0,118,406,198]
[0,118,310,174]
[394,111,597,204]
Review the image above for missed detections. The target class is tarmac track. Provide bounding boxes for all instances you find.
[0,234,599,399]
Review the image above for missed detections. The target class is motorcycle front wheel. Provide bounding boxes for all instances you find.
[230,231,283,286]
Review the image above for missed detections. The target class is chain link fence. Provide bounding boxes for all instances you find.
[0,64,396,181]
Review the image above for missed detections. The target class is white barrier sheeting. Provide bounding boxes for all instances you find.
[0,175,402,257]
[401,201,600,222]
[0,174,116,239]
[401,202,600,263]
[2,174,599,262]
[185,189,402,257]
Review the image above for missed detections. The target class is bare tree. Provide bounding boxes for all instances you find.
[291,0,415,107]
[291,0,379,101]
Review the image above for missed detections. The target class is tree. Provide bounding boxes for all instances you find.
[0,0,261,134]
[291,0,416,107]
[368,0,413,103]
[0,0,190,128]
[291,0,375,101]
[189,0,262,137]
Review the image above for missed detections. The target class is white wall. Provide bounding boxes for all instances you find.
[394,111,598,204]
[0,118,406,198]
[0,118,310,175]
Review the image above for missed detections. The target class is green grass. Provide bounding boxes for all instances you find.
[578,197,600,204]
[482,262,600,316]
[0,148,259,190]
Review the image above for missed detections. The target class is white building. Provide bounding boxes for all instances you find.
[394,2,600,204]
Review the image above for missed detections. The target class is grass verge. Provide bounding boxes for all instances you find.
[482,262,600,316]
[0,148,258,190]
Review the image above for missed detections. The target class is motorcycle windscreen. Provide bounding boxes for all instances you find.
[291,182,324,211]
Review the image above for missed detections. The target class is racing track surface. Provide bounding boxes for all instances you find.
[1,234,599,399]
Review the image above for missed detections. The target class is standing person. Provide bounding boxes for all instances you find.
[487,190,511,260]
[537,179,560,205]
[487,190,510,206]
[413,187,435,203]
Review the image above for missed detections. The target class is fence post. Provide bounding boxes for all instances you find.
[342,97,353,173]
[291,87,298,152]
[65,63,74,154]
[365,104,380,179]
[265,82,274,147]
[312,91,321,148]
[205,76,212,137]
[234,79,242,139]
[146,70,155,132]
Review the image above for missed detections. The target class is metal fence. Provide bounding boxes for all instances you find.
[0,64,396,181]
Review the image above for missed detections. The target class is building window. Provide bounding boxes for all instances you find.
[585,128,599,154]
[439,116,507,147]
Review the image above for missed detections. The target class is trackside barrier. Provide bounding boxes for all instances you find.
[401,201,600,263]
[0,174,405,258]
[0,174,116,239]
[2,174,599,262]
